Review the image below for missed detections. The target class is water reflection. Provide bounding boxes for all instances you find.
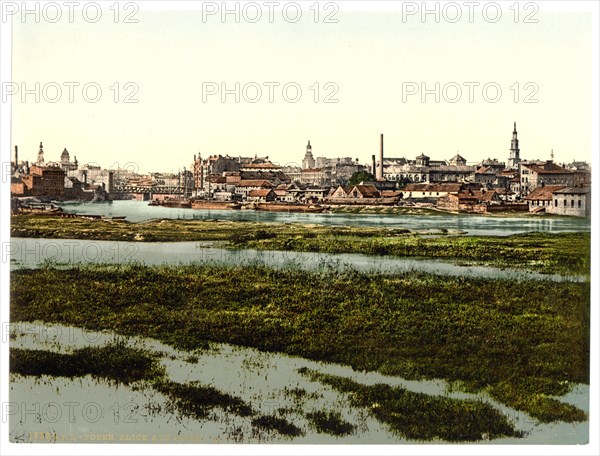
[9,322,589,444]
[56,201,591,237]
[10,238,586,282]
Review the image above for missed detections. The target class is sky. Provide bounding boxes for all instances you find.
[6,1,595,173]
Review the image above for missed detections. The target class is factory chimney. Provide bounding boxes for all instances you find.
[14,145,18,165]
[371,155,376,176]
[377,133,384,180]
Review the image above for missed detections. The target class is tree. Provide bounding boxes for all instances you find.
[348,171,375,186]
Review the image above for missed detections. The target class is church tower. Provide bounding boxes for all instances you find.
[508,122,520,169]
[37,142,45,165]
[302,140,315,169]
[61,147,70,163]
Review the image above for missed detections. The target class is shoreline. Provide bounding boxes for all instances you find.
[9,215,591,276]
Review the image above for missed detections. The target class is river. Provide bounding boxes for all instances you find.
[56,201,590,237]
[9,238,585,282]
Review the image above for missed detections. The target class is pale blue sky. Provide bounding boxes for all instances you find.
[10,2,594,172]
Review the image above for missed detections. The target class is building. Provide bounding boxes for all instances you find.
[348,184,381,199]
[524,185,566,213]
[474,166,498,186]
[447,153,467,166]
[548,187,591,217]
[302,140,315,169]
[438,188,502,212]
[330,185,352,199]
[299,168,332,187]
[20,164,66,198]
[247,188,276,202]
[428,165,476,183]
[60,147,79,172]
[234,179,274,197]
[478,157,506,171]
[519,161,574,196]
[508,122,520,169]
[403,183,463,199]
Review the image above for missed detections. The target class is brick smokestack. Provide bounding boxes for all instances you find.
[371,155,376,176]
[14,145,18,165]
[377,133,384,180]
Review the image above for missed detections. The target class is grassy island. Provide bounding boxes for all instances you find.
[11,215,590,275]
[11,263,589,426]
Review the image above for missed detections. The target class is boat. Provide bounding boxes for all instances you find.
[149,198,191,208]
[254,203,325,213]
[190,200,241,210]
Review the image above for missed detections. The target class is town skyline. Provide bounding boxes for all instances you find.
[7,3,593,173]
[11,122,590,175]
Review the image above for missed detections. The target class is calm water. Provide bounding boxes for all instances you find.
[9,322,589,444]
[56,201,591,236]
[9,238,585,282]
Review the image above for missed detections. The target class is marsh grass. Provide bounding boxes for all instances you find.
[251,415,304,437]
[10,340,161,385]
[11,263,589,424]
[305,410,355,437]
[299,368,522,442]
[11,216,590,275]
[153,379,253,419]
[10,341,302,438]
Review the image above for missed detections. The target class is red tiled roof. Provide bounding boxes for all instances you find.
[237,180,273,188]
[248,189,273,197]
[404,183,463,193]
[475,166,496,175]
[522,162,573,175]
[353,184,381,198]
[524,185,567,201]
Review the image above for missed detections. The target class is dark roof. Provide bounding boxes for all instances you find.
[522,162,572,175]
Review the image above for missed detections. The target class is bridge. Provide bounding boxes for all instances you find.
[113,185,191,195]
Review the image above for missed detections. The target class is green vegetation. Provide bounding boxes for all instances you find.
[251,415,304,437]
[235,231,590,276]
[300,368,522,441]
[154,379,253,419]
[11,215,590,275]
[10,340,162,384]
[348,171,375,185]
[10,343,300,437]
[305,410,355,437]
[11,263,589,423]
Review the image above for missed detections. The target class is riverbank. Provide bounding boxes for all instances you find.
[11,263,589,425]
[10,216,591,275]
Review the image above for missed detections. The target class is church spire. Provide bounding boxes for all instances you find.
[508,122,520,169]
[37,141,45,164]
